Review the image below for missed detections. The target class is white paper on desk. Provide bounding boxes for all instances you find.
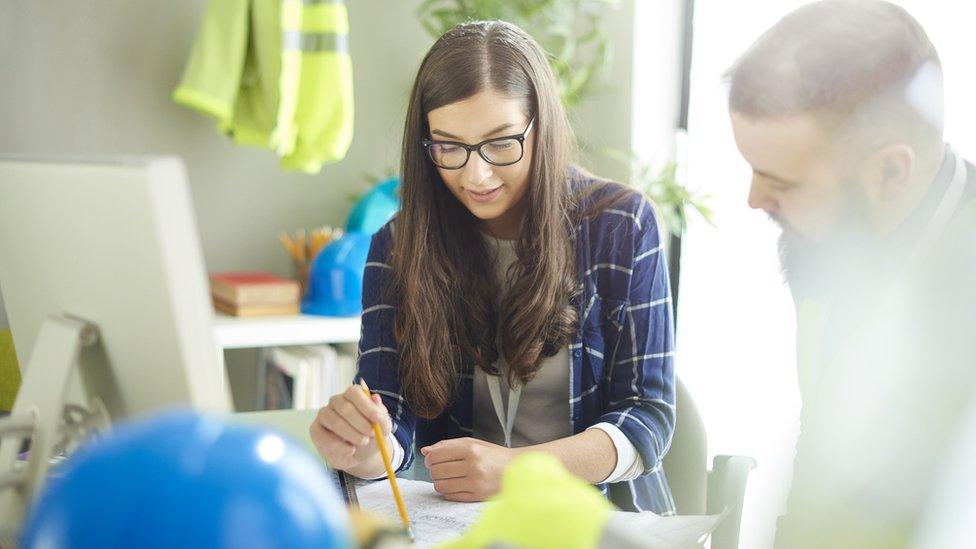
[605,507,730,549]
[358,478,728,549]
[356,479,484,548]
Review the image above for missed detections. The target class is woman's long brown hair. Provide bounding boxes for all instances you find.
[392,21,580,419]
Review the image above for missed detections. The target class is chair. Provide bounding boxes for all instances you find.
[663,377,756,549]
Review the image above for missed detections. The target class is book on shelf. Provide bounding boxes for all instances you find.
[210,272,300,305]
[265,345,343,410]
[213,297,299,317]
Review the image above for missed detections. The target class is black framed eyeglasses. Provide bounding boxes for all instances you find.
[422,116,535,170]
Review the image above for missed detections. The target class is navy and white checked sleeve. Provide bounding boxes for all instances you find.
[352,224,418,473]
[596,197,677,476]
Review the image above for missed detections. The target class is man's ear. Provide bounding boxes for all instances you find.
[861,144,916,204]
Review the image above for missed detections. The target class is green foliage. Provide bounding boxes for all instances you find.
[605,149,714,237]
[416,1,711,238]
[416,0,618,110]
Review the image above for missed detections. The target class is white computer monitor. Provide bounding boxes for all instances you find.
[0,156,231,417]
[0,156,234,528]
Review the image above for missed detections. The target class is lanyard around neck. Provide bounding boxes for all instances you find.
[486,375,521,448]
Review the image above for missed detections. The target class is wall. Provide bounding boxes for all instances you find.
[0,0,643,408]
[0,1,429,277]
[574,0,637,183]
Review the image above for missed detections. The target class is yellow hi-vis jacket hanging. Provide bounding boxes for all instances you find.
[172,0,353,174]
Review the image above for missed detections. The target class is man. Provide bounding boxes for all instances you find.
[725,1,976,546]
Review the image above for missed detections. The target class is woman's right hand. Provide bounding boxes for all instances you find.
[309,384,392,473]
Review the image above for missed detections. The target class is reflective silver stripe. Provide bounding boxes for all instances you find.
[362,304,394,315]
[282,31,349,53]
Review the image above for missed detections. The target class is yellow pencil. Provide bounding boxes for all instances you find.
[278,232,299,261]
[296,228,307,263]
[359,379,413,540]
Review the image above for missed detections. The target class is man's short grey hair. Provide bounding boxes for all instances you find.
[725,0,944,146]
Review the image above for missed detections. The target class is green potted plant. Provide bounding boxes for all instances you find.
[605,146,713,240]
[417,0,616,109]
[606,143,713,318]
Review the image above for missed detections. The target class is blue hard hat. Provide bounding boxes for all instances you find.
[346,177,399,235]
[22,411,353,549]
[301,232,373,317]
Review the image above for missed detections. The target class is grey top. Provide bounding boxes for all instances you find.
[472,235,572,448]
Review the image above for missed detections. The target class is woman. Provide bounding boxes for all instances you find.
[309,21,676,514]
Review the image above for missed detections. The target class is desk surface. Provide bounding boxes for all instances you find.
[228,411,718,548]
[231,408,320,457]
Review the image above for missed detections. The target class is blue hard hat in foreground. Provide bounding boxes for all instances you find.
[22,410,352,549]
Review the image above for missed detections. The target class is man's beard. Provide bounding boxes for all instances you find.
[775,193,880,301]
[777,227,815,289]
[777,227,832,299]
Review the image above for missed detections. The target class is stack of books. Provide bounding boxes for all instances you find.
[264,345,352,410]
[210,272,300,317]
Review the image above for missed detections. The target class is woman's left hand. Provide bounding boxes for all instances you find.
[421,437,519,502]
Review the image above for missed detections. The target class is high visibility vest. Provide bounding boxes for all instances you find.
[173,0,353,174]
[0,329,20,412]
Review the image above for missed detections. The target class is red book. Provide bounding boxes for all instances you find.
[210,272,300,306]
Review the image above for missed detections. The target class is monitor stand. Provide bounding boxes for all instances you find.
[0,314,108,532]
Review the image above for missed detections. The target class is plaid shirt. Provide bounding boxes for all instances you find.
[355,174,677,514]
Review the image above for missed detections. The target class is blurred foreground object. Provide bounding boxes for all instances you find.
[22,411,353,548]
[443,453,614,549]
[444,453,726,549]
[723,1,976,545]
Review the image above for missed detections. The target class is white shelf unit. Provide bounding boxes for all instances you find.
[212,313,362,410]
[213,314,361,349]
